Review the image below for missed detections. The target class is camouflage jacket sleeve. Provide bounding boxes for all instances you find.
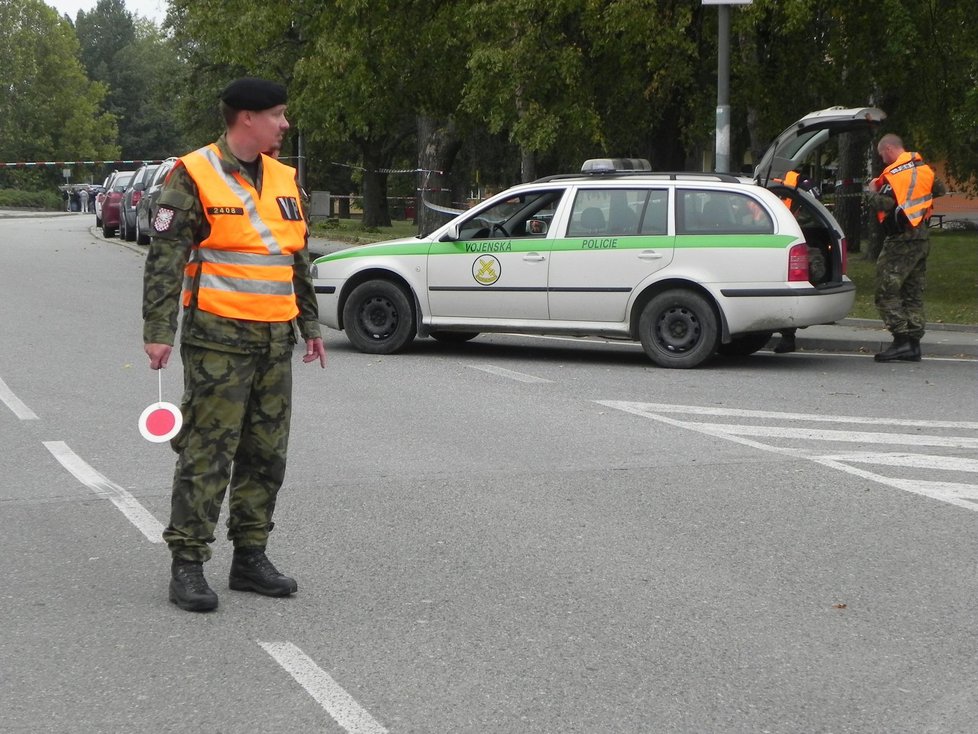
[142,163,200,345]
[293,241,322,341]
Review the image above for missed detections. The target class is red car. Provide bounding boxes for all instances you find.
[99,170,135,238]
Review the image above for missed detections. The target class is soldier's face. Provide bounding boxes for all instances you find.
[249,105,290,155]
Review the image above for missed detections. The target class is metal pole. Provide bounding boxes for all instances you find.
[715,3,731,173]
[297,130,306,192]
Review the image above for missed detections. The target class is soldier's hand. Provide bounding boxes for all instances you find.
[145,343,172,370]
[303,337,327,368]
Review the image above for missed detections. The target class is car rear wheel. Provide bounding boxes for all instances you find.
[430,331,479,344]
[638,289,719,368]
[342,279,416,354]
[123,213,136,241]
[135,217,150,245]
[716,331,774,357]
[102,221,114,237]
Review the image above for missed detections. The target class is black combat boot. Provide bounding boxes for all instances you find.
[773,331,797,354]
[874,335,915,362]
[229,548,298,597]
[900,337,922,362]
[169,559,219,612]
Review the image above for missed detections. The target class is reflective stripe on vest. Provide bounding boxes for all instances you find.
[874,151,936,229]
[179,144,306,322]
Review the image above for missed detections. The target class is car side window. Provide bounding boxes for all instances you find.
[639,190,668,235]
[569,189,653,237]
[678,190,774,235]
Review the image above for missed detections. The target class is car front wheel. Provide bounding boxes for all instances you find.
[638,289,719,368]
[342,279,416,354]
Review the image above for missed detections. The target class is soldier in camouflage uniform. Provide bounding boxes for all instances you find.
[866,134,945,363]
[143,78,326,612]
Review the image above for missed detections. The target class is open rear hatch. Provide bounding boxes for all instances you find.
[755,106,886,286]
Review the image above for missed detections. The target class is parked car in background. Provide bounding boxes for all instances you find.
[100,170,136,238]
[119,163,159,242]
[94,175,112,227]
[135,157,178,245]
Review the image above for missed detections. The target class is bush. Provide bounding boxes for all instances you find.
[0,189,62,210]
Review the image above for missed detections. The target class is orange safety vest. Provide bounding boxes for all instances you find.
[179,144,306,322]
[872,151,935,229]
[778,170,801,208]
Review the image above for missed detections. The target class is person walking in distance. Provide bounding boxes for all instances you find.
[142,77,327,612]
[866,133,945,362]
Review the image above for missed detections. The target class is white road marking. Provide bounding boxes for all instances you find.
[818,452,978,473]
[597,401,978,513]
[0,375,38,420]
[619,402,978,430]
[258,641,388,734]
[688,422,978,449]
[43,441,165,543]
[469,364,552,383]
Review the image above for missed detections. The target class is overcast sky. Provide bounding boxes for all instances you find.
[48,0,167,24]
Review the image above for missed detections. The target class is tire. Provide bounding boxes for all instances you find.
[136,217,150,245]
[638,289,719,368]
[716,331,774,357]
[430,331,479,344]
[95,213,102,227]
[342,279,416,354]
[102,221,114,237]
[123,213,136,241]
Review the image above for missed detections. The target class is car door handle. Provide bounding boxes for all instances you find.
[638,250,663,260]
[524,253,546,262]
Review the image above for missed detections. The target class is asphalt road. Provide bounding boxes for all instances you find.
[2,214,978,733]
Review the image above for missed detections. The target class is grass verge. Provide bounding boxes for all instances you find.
[310,217,418,244]
[847,230,977,325]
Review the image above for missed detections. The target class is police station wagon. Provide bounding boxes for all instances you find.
[312,107,884,369]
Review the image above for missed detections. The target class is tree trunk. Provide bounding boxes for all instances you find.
[835,131,869,254]
[360,147,391,228]
[417,115,462,236]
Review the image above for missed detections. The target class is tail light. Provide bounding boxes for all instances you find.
[787,243,809,282]
[839,236,848,274]
[132,191,142,206]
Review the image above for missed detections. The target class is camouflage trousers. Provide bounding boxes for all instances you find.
[163,344,293,562]
[875,236,929,340]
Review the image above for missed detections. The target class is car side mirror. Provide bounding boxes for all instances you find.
[527,218,548,235]
[440,223,460,242]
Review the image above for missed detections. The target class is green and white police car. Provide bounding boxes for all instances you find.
[312,107,884,369]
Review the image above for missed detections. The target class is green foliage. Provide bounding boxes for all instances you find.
[75,2,185,158]
[846,230,978,324]
[0,0,118,175]
[0,188,62,210]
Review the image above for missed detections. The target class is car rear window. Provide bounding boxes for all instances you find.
[677,190,774,235]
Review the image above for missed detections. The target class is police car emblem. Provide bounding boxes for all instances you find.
[153,207,175,232]
[472,255,501,285]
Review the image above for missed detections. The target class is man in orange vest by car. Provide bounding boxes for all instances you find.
[866,133,945,362]
[143,77,327,612]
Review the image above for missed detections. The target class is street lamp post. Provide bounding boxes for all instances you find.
[703,0,752,173]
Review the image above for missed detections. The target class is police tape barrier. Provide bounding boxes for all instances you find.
[0,159,165,168]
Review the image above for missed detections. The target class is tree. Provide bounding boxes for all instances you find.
[75,0,183,159]
[0,0,117,186]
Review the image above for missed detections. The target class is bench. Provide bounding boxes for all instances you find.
[929,213,945,229]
